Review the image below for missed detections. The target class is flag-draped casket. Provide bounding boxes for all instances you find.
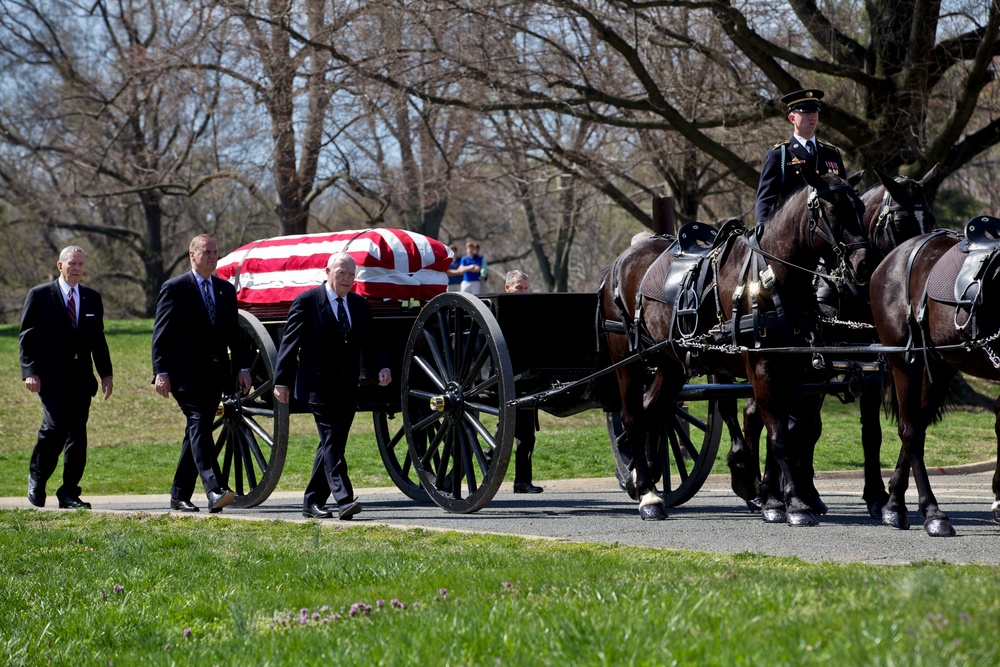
[216,228,454,307]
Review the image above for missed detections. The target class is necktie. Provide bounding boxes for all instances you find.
[336,297,350,339]
[202,279,216,326]
[67,288,77,329]
[806,140,814,154]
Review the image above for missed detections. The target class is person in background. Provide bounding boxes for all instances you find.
[152,234,251,513]
[446,244,463,292]
[754,88,847,225]
[20,245,113,509]
[459,241,485,294]
[273,252,392,520]
[504,269,543,493]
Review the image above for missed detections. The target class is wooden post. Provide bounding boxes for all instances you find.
[652,196,675,236]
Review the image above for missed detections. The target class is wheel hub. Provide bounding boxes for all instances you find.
[429,382,465,424]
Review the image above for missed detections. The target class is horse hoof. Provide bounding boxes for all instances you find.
[810,497,829,516]
[786,511,819,527]
[745,497,763,513]
[993,509,1000,525]
[881,507,910,530]
[762,508,786,523]
[867,502,885,520]
[639,505,667,521]
[924,518,955,537]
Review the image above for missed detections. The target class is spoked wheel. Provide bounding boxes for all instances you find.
[372,411,429,502]
[215,310,289,508]
[401,292,516,513]
[608,398,721,507]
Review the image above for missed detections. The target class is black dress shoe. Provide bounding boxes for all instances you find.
[206,487,235,511]
[338,500,362,520]
[170,498,199,512]
[513,482,544,494]
[302,504,333,519]
[58,497,92,509]
[27,478,45,508]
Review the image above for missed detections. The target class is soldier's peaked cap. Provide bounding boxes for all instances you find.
[781,89,823,112]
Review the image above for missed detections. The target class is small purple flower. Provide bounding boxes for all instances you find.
[376,599,384,609]
[113,585,125,594]
[332,613,341,621]
[183,628,192,638]
[439,588,448,598]
[321,605,330,612]
[412,602,418,609]
[390,598,402,608]
[502,582,513,589]
[311,612,320,621]
[100,592,108,600]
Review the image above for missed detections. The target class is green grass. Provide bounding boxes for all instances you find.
[1,321,996,499]
[1,511,998,666]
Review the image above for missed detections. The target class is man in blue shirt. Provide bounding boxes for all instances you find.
[459,241,485,294]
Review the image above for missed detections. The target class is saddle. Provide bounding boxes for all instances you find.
[639,220,742,303]
[906,217,1000,369]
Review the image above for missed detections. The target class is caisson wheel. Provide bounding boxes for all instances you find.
[215,310,289,508]
[401,292,515,513]
[607,398,721,507]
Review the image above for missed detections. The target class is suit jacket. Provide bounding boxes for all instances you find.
[151,271,244,395]
[274,287,388,406]
[754,137,847,224]
[19,281,112,398]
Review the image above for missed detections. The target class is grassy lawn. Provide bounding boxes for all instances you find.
[1,511,998,666]
[1,320,997,498]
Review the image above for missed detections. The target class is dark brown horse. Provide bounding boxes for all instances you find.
[870,216,1000,536]
[600,170,870,522]
[727,167,938,518]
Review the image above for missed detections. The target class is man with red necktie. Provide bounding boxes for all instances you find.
[19,245,113,509]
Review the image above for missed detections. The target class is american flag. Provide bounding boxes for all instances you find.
[216,228,454,305]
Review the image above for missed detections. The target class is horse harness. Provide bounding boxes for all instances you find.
[904,216,1000,372]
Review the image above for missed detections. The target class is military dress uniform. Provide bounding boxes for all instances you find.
[754,89,847,224]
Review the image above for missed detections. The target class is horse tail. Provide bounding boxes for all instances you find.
[880,365,956,426]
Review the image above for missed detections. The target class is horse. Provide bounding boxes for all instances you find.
[600,169,871,523]
[869,215,1000,536]
[726,167,938,519]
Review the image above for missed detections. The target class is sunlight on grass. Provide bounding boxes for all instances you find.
[0,512,997,666]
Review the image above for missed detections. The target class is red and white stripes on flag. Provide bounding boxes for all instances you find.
[216,228,454,305]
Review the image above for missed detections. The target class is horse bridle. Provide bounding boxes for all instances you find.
[871,188,933,255]
[807,184,871,284]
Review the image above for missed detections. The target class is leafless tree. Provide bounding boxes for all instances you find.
[0,0,259,316]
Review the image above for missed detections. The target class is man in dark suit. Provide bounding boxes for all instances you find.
[503,270,543,494]
[20,245,113,509]
[754,88,847,224]
[152,234,251,513]
[273,252,391,520]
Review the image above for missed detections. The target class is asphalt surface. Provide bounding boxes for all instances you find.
[4,465,998,565]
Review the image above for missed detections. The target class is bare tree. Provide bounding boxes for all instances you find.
[305,0,1000,214]
[0,0,252,315]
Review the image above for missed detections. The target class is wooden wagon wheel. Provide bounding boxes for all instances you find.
[371,411,430,502]
[607,398,721,507]
[215,310,289,508]
[401,292,516,513]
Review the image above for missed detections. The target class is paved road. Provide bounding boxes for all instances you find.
[5,468,998,565]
